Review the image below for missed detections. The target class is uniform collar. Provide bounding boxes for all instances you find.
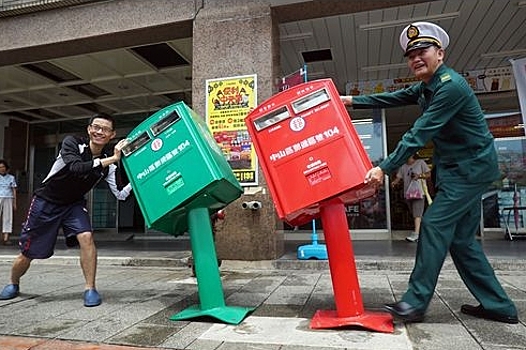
[423,63,448,91]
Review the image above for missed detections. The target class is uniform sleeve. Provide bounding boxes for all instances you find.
[105,163,132,201]
[60,136,101,175]
[352,84,420,109]
[378,80,469,174]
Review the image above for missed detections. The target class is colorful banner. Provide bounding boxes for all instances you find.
[464,66,516,93]
[511,57,526,130]
[345,67,516,96]
[206,74,258,186]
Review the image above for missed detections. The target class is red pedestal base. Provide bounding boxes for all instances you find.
[311,199,394,333]
[310,310,394,333]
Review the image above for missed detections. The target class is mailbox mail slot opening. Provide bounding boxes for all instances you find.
[291,88,330,114]
[254,106,290,131]
[122,131,151,156]
[150,110,182,136]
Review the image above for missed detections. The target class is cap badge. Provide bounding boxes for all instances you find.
[407,25,419,40]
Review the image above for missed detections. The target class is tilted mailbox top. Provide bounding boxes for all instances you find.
[122,102,242,235]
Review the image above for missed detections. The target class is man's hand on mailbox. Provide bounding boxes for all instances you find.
[113,139,130,160]
[364,166,384,187]
[340,96,353,106]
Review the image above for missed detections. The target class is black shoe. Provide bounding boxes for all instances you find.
[383,301,425,322]
[461,304,518,324]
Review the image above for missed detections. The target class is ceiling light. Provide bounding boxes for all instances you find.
[480,49,526,59]
[361,63,408,72]
[280,32,313,42]
[352,119,373,125]
[359,12,460,30]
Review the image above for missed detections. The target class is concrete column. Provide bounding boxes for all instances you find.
[193,0,284,260]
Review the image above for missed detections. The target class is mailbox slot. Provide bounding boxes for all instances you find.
[253,106,290,131]
[122,131,151,156]
[150,110,181,136]
[291,88,330,114]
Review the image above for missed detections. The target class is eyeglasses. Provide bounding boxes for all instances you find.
[89,124,113,134]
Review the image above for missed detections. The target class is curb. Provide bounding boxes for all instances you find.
[2,255,525,272]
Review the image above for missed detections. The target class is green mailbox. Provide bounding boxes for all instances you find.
[122,102,253,325]
[121,102,242,235]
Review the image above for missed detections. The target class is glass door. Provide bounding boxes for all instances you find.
[482,112,525,236]
[345,108,389,232]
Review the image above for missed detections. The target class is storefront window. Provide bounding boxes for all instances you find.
[483,112,525,233]
[91,181,118,230]
[345,109,387,230]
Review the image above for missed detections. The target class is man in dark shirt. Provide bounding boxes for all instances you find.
[0,114,131,307]
[342,22,518,324]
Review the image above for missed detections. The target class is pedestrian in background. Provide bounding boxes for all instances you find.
[391,154,430,242]
[341,22,518,324]
[0,114,132,307]
[0,159,17,245]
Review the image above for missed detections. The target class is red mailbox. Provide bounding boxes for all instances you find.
[245,78,375,226]
[245,79,393,333]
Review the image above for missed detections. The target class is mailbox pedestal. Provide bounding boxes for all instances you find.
[170,206,253,324]
[310,199,393,332]
[245,79,393,332]
[122,102,254,324]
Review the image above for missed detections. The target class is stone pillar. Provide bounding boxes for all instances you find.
[192,0,284,260]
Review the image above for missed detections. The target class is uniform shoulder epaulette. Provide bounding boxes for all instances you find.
[440,73,452,83]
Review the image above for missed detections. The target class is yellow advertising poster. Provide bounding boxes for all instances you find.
[206,74,258,186]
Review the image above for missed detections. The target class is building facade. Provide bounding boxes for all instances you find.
[0,0,524,259]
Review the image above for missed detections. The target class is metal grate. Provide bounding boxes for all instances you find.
[0,0,106,17]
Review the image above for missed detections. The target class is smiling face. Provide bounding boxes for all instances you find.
[87,117,116,148]
[406,46,444,83]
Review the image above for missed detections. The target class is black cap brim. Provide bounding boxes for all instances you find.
[404,42,436,56]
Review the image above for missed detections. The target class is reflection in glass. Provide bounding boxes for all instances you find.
[486,136,526,231]
[291,89,330,114]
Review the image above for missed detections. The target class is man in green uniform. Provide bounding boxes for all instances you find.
[341,21,518,324]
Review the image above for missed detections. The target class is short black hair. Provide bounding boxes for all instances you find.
[0,159,9,170]
[88,113,116,130]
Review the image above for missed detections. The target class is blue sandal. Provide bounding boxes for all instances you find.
[83,288,102,307]
[0,284,20,300]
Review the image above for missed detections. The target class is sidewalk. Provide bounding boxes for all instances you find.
[0,237,525,350]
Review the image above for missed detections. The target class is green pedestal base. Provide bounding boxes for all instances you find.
[170,305,255,325]
[169,206,253,325]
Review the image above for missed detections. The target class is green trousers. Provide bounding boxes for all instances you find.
[401,180,517,316]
